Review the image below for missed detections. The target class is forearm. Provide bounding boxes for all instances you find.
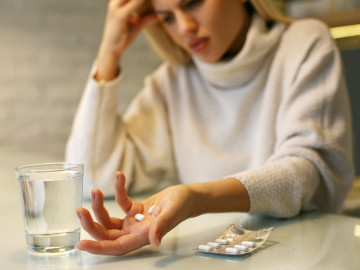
[94,50,120,82]
[187,178,250,217]
[66,73,125,197]
[66,72,120,160]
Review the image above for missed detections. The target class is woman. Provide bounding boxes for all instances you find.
[67,0,354,255]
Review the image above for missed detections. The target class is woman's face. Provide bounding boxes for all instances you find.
[151,0,251,63]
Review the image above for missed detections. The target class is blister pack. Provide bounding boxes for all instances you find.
[196,224,273,256]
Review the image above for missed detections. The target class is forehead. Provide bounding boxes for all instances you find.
[151,0,184,10]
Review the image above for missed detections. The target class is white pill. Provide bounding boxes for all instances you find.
[234,244,249,252]
[198,244,212,252]
[225,247,240,255]
[207,242,220,249]
[135,213,145,221]
[148,205,155,214]
[241,241,255,248]
[215,238,229,245]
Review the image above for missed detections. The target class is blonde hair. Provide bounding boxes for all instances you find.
[142,0,292,65]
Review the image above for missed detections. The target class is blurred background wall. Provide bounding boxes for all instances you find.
[0,0,161,159]
[0,0,359,173]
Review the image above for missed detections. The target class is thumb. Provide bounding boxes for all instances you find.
[148,208,181,247]
[148,214,167,247]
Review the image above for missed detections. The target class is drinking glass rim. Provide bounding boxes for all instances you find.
[15,162,83,174]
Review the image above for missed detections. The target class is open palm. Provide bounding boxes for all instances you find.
[76,172,194,255]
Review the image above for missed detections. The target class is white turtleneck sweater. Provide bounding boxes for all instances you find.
[66,16,354,217]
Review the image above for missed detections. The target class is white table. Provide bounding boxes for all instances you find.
[1,148,360,270]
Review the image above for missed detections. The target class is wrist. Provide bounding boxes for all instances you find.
[94,50,121,82]
[186,184,206,218]
[187,178,250,216]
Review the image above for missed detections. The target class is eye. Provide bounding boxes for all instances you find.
[159,13,174,24]
[182,0,203,11]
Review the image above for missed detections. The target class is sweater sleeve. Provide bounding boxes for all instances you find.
[231,20,354,217]
[66,64,176,198]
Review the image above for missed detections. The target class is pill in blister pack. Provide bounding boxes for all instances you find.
[196,224,273,256]
[207,242,220,249]
[215,238,229,245]
[234,244,249,252]
[198,244,212,252]
[225,247,240,255]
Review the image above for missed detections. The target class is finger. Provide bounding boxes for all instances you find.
[91,189,111,228]
[110,0,145,20]
[77,233,148,256]
[76,208,125,240]
[118,0,146,15]
[110,0,128,7]
[115,172,133,213]
[132,12,159,33]
[91,189,124,229]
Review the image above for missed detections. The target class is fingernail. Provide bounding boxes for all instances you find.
[76,242,84,250]
[91,190,96,200]
[76,210,82,220]
[156,232,162,246]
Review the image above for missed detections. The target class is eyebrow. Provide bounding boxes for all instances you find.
[154,0,187,14]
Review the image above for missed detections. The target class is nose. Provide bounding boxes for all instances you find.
[176,11,198,35]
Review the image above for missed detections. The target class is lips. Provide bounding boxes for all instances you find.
[188,37,209,52]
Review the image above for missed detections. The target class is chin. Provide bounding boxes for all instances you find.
[196,54,222,64]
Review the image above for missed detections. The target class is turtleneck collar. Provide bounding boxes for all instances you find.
[192,15,286,89]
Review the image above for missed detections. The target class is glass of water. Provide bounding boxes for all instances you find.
[15,163,83,255]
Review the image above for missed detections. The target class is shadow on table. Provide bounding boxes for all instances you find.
[8,249,83,270]
[10,247,163,269]
[80,248,163,266]
[10,211,334,269]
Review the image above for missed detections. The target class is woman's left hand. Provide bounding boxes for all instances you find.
[76,172,196,255]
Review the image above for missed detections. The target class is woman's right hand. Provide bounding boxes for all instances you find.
[95,0,158,81]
